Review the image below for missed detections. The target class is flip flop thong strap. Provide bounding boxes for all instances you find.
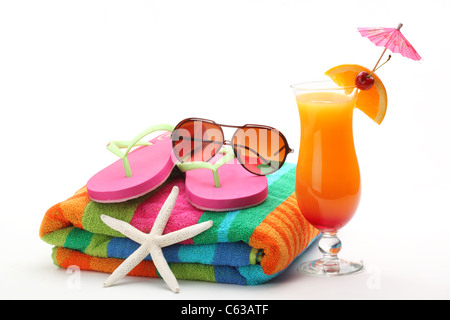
[176,147,236,188]
[106,124,175,178]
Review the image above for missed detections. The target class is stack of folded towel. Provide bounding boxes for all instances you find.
[39,163,320,285]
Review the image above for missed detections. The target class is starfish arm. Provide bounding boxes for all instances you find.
[103,244,151,287]
[150,186,179,236]
[150,243,180,293]
[157,220,214,247]
[101,214,147,244]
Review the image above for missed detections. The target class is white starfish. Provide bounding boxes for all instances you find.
[100,186,213,293]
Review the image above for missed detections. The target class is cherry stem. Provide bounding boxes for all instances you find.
[367,54,391,78]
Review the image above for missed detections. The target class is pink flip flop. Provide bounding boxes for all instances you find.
[176,148,268,211]
[87,124,176,203]
[87,124,268,210]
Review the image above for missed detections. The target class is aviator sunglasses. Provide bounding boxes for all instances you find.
[171,118,294,176]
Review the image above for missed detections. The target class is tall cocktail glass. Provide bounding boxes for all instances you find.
[291,81,363,276]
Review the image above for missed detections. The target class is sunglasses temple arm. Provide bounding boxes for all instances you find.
[177,137,287,171]
[273,145,294,157]
[178,137,289,160]
[175,137,223,162]
[179,137,222,145]
[234,144,279,171]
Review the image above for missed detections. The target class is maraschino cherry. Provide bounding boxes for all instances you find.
[355,71,374,90]
[355,54,391,90]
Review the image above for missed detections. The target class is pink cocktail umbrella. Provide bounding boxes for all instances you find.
[358,23,421,72]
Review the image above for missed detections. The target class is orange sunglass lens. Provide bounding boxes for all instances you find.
[172,120,224,162]
[232,127,286,175]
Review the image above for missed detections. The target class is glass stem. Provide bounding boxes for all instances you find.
[318,231,342,273]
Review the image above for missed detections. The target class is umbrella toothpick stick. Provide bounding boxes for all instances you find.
[371,23,403,73]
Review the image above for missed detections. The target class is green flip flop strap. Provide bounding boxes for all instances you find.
[106,123,175,178]
[176,147,236,188]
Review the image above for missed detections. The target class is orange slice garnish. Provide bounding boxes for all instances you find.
[325,64,387,124]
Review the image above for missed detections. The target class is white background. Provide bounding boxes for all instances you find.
[1,0,449,300]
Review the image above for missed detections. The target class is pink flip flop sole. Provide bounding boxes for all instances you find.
[184,157,268,211]
[87,134,175,203]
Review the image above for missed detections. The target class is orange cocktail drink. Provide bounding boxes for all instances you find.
[291,80,365,276]
[295,89,361,232]
[292,64,387,276]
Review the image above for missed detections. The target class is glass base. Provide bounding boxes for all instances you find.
[298,258,363,277]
